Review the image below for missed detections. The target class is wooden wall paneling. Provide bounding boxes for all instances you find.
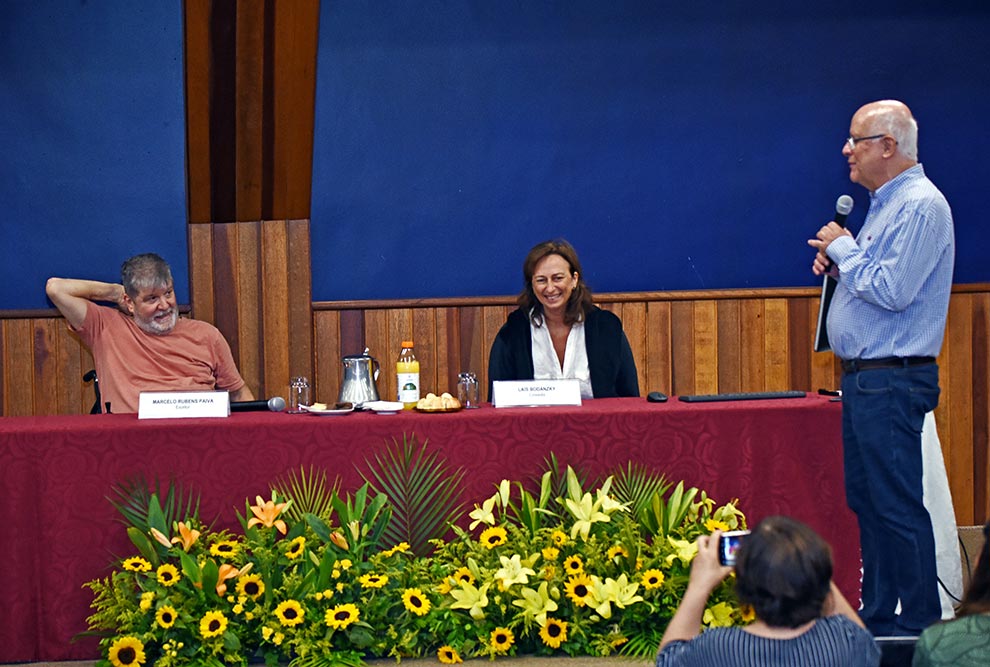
[188,224,216,323]
[482,305,509,398]
[54,322,86,414]
[363,309,390,401]
[645,301,672,394]
[412,308,438,394]
[618,302,648,395]
[809,294,839,393]
[235,221,262,396]
[313,309,340,404]
[693,300,718,394]
[286,219,313,381]
[234,0,265,220]
[209,223,237,334]
[434,307,454,392]
[207,0,238,222]
[260,220,290,397]
[716,299,742,393]
[4,319,32,415]
[973,294,990,518]
[670,301,695,395]
[386,309,411,401]
[0,320,5,413]
[272,0,319,218]
[184,0,212,222]
[944,295,975,523]
[763,299,789,391]
[338,310,366,358]
[786,297,812,391]
[32,319,59,416]
[740,299,765,391]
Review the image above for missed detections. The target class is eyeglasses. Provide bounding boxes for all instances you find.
[846,134,886,151]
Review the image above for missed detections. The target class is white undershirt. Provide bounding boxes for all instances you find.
[530,318,593,399]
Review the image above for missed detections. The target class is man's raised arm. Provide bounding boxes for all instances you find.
[45,278,126,330]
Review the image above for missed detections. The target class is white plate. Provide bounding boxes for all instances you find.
[301,405,354,416]
[363,400,404,414]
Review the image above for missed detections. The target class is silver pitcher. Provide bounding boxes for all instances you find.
[339,348,381,405]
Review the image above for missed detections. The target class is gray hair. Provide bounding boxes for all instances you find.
[121,253,173,298]
[865,100,919,161]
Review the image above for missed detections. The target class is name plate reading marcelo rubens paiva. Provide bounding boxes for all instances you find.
[492,379,582,408]
[138,391,230,419]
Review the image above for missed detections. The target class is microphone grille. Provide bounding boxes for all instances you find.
[836,194,854,216]
[269,396,287,412]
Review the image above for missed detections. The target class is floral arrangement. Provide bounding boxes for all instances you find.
[85,445,747,667]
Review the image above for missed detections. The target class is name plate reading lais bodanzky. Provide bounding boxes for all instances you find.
[492,379,582,408]
[138,391,230,419]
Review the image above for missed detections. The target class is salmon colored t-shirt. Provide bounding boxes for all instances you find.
[74,302,247,413]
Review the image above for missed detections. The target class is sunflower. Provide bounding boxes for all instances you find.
[564,574,593,606]
[325,603,360,630]
[740,604,756,623]
[359,573,389,589]
[490,626,515,653]
[209,540,240,558]
[641,568,665,589]
[539,618,568,648]
[705,518,730,532]
[285,536,306,560]
[562,555,584,575]
[274,600,305,627]
[199,610,228,638]
[121,557,151,572]
[437,645,463,664]
[108,636,146,667]
[155,605,177,629]
[236,573,265,600]
[551,530,568,546]
[156,563,180,587]
[479,525,508,549]
[452,566,475,585]
[607,545,628,561]
[402,588,431,616]
[541,546,560,560]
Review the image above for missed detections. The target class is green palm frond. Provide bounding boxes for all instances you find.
[360,433,465,557]
[273,466,339,523]
[611,461,671,517]
[620,628,665,659]
[107,474,200,532]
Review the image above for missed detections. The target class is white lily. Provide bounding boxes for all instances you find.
[494,554,536,589]
[512,581,558,625]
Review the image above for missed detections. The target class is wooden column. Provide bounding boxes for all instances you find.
[183,0,319,399]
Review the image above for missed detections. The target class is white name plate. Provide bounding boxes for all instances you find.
[492,379,582,408]
[138,391,230,419]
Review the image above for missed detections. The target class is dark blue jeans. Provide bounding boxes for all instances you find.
[840,363,941,636]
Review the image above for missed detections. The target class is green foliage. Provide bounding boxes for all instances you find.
[87,449,747,665]
[360,434,465,557]
[274,466,340,524]
[108,474,200,534]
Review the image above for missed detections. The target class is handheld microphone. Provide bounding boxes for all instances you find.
[231,396,286,412]
[834,194,854,227]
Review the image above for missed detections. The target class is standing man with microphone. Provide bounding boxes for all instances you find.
[807,100,955,637]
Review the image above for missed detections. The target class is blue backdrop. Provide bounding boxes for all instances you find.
[0,1,186,310]
[311,1,989,300]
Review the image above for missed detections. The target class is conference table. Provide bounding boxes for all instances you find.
[0,394,857,662]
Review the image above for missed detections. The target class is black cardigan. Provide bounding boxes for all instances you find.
[487,306,640,400]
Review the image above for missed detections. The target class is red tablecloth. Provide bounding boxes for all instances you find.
[0,395,857,662]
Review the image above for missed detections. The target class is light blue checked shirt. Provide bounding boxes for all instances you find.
[826,164,954,361]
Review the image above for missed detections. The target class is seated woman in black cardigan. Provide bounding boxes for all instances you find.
[488,239,639,401]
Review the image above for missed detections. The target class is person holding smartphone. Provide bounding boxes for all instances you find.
[655,516,879,667]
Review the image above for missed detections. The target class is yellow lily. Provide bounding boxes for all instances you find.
[468,494,498,531]
[449,580,491,620]
[511,581,558,626]
[664,536,698,566]
[247,495,289,535]
[589,574,643,619]
[704,601,735,627]
[564,492,611,541]
[494,554,536,589]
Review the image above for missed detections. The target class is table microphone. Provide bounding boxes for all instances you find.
[231,396,286,412]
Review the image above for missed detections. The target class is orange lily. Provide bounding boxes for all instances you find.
[150,527,172,549]
[171,521,201,552]
[329,530,350,551]
[215,562,252,596]
[247,495,289,535]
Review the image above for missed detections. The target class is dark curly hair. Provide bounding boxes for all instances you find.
[734,516,833,628]
[517,239,593,327]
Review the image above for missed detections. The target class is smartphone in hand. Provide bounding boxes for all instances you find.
[718,530,751,567]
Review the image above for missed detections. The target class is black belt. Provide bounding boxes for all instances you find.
[840,356,936,373]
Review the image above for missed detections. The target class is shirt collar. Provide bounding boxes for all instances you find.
[870,163,925,206]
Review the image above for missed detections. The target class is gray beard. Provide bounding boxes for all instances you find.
[135,310,178,336]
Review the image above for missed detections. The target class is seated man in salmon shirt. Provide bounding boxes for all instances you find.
[46,252,253,413]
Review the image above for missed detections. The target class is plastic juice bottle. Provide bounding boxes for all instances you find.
[396,340,420,410]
